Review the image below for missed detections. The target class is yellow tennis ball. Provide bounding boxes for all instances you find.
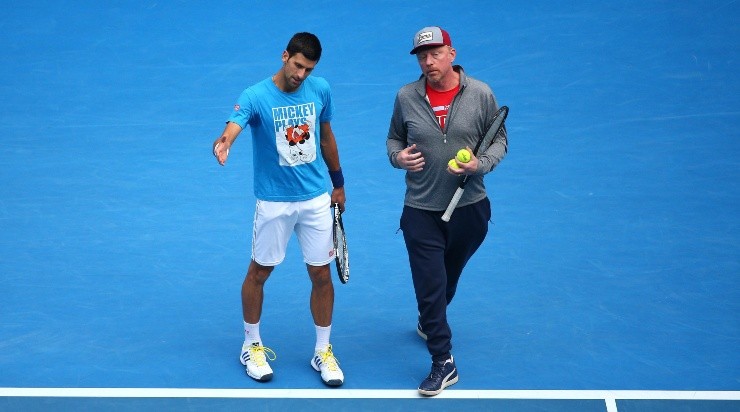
[456,149,471,163]
[448,158,461,170]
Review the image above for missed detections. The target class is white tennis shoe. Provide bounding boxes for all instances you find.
[240,342,276,382]
[310,344,344,386]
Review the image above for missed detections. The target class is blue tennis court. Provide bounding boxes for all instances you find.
[1,1,738,411]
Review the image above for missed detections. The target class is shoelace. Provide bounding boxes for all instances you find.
[428,359,452,379]
[317,344,340,371]
[249,345,276,367]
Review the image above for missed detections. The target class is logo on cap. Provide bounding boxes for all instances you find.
[417,31,434,45]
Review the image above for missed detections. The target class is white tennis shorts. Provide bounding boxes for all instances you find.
[251,193,334,267]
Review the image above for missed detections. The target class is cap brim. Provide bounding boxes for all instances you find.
[410,42,445,55]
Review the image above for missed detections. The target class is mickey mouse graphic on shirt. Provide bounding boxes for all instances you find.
[273,103,318,166]
[284,122,315,163]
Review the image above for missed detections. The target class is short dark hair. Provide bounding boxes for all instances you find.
[286,32,322,62]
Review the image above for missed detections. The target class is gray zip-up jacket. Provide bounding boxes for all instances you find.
[386,66,507,211]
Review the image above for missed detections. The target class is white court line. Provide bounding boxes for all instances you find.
[605,397,618,412]
[0,388,739,401]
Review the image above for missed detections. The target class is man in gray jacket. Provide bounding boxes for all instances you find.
[386,26,507,396]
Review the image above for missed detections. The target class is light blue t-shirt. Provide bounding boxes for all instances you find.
[228,76,334,201]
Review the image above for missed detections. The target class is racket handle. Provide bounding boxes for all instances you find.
[441,187,465,222]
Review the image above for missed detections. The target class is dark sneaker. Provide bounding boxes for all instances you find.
[417,316,427,341]
[417,321,428,341]
[418,355,458,396]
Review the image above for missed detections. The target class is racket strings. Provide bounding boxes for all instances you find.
[333,208,349,283]
[335,226,348,265]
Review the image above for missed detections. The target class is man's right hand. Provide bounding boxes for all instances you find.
[213,136,230,166]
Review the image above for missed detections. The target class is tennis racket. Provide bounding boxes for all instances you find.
[332,203,349,284]
[441,105,508,222]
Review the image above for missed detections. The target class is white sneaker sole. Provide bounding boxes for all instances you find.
[418,372,458,396]
[246,368,273,382]
[311,359,344,386]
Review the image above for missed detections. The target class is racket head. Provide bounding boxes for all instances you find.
[332,203,349,284]
[471,105,508,156]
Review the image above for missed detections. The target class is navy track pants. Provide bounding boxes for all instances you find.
[399,197,491,359]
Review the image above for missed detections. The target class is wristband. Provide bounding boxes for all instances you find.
[328,168,344,188]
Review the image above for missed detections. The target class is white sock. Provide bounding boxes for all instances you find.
[315,324,331,352]
[244,321,262,345]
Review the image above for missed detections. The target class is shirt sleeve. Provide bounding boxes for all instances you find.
[386,93,408,169]
[319,78,334,123]
[226,88,255,129]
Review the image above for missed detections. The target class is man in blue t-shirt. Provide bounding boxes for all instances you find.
[212,32,346,387]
